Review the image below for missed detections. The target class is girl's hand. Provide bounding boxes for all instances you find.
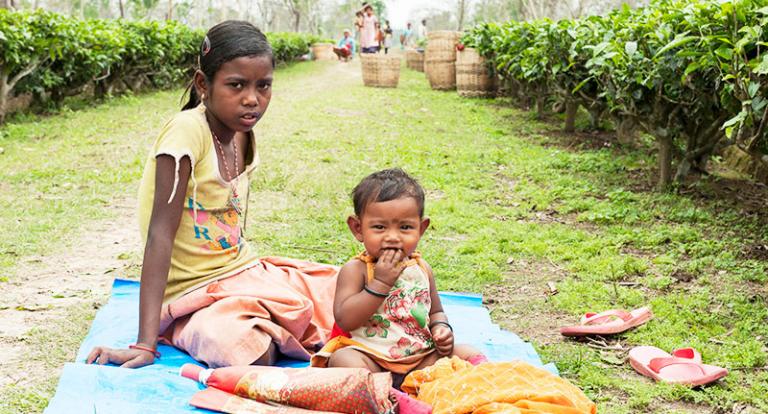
[86,346,155,369]
[431,324,454,356]
[373,249,405,287]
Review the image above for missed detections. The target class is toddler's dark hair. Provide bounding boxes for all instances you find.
[182,20,273,110]
[352,169,425,217]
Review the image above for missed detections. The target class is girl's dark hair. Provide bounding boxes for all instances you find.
[352,168,425,218]
[182,20,274,111]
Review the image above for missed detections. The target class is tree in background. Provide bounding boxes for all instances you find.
[283,0,313,32]
[320,0,358,39]
[256,0,280,31]
[472,0,520,23]
[2,0,650,33]
[517,0,648,20]
[469,0,647,23]
[367,0,384,17]
[456,0,467,30]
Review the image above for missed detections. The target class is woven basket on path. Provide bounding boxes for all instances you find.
[425,61,456,90]
[361,54,401,88]
[425,31,460,61]
[425,31,461,90]
[311,43,336,61]
[406,49,424,72]
[456,47,497,98]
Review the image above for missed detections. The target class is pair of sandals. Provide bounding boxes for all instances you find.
[560,307,728,386]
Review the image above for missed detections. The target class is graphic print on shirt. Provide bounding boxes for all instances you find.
[187,197,242,253]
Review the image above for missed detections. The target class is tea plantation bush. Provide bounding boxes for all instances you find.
[0,10,318,122]
[463,0,768,187]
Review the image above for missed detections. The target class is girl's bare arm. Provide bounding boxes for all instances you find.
[136,155,191,348]
[87,155,190,368]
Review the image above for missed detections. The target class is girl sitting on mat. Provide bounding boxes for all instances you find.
[86,21,339,370]
[311,169,487,376]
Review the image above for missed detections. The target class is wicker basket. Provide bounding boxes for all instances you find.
[311,43,336,61]
[425,31,461,61]
[424,31,461,90]
[425,61,456,90]
[361,54,401,88]
[456,47,497,97]
[406,49,424,72]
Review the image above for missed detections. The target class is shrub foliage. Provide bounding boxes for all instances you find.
[0,10,317,122]
[463,0,768,187]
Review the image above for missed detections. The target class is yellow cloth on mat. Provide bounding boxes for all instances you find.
[401,357,596,414]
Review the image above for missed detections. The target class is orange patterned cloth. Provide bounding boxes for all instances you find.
[187,365,393,414]
[401,357,596,414]
[191,388,338,414]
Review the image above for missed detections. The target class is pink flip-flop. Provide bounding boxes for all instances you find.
[629,346,728,386]
[560,307,653,336]
[670,347,701,363]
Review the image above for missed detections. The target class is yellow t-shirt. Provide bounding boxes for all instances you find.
[138,104,259,303]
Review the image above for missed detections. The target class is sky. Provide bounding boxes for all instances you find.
[384,0,453,28]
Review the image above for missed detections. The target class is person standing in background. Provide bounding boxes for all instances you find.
[354,11,364,54]
[375,22,384,53]
[400,22,413,49]
[417,19,428,45]
[360,4,378,53]
[383,20,393,54]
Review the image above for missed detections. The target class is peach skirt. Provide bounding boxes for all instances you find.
[159,257,338,368]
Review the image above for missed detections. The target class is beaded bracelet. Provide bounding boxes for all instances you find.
[129,344,161,358]
[428,320,453,332]
[363,285,389,298]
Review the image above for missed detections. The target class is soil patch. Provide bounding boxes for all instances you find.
[671,268,697,283]
[544,129,622,152]
[679,175,768,225]
[743,243,768,261]
[483,258,571,346]
[648,399,718,414]
[0,199,141,390]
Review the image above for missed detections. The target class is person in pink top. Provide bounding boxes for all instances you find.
[360,4,378,53]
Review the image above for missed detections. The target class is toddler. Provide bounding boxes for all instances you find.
[312,169,486,377]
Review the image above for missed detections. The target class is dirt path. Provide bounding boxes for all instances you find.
[0,200,141,389]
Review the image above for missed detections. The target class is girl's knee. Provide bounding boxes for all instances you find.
[251,341,278,366]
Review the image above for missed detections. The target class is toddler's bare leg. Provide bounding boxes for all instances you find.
[328,348,382,372]
[407,344,487,373]
[452,344,486,362]
[412,351,440,371]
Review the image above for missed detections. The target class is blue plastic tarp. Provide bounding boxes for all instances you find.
[45,279,556,413]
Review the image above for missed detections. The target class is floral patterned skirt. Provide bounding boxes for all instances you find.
[310,335,434,374]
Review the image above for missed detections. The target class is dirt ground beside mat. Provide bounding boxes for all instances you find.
[483,259,747,414]
[0,200,141,390]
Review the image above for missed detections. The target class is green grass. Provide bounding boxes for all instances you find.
[1,60,766,412]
